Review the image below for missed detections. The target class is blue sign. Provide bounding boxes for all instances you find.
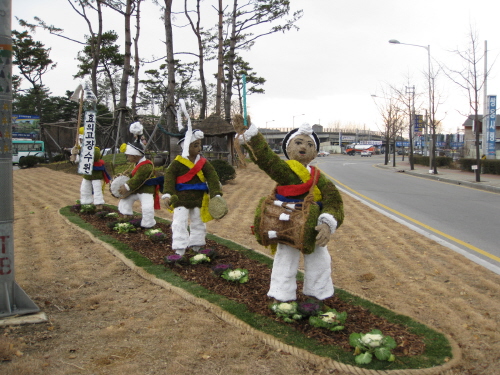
[487,95,496,156]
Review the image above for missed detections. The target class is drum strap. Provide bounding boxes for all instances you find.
[131,159,153,176]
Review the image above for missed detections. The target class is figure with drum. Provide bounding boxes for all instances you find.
[113,123,161,229]
[234,116,344,304]
[80,146,111,210]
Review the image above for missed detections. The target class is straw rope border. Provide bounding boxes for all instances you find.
[60,211,462,375]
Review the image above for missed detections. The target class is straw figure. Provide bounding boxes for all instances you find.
[234,115,344,303]
[79,146,111,210]
[116,124,160,228]
[162,129,226,255]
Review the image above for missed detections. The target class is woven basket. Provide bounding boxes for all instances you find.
[208,195,228,220]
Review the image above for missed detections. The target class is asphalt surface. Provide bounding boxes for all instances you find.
[377,159,500,194]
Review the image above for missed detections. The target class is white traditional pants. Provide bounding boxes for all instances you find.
[267,243,334,302]
[118,193,156,228]
[80,179,105,205]
[171,206,206,255]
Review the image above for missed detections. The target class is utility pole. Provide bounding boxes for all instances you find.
[0,0,40,317]
[405,86,415,170]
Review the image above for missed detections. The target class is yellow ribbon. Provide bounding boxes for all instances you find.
[285,160,322,201]
[175,156,213,222]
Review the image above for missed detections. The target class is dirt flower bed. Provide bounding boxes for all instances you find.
[74,205,425,358]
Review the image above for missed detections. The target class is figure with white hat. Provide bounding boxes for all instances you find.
[234,115,344,304]
[117,123,159,228]
[162,129,225,255]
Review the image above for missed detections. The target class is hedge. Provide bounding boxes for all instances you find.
[410,155,453,168]
[459,158,500,175]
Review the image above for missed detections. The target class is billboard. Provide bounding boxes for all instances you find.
[12,114,40,138]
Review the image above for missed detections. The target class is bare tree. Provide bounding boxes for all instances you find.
[131,0,143,117]
[105,0,138,144]
[372,89,405,167]
[223,0,303,123]
[184,0,207,119]
[391,82,416,170]
[443,27,490,182]
[164,0,176,152]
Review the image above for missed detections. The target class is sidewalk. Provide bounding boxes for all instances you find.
[377,159,500,194]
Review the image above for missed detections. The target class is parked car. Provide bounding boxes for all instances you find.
[317,151,330,157]
[360,150,372,157]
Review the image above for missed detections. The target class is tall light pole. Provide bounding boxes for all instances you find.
[0,0,40,318]
[389,39,434,173]
[293,113,305,127]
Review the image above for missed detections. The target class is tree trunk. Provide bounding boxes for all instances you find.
[131,0,142,118]
[164,0,175,155]
[185,0,206,119]
[117,0,133,144]
[224,0,238,123]
[215,0,223,116]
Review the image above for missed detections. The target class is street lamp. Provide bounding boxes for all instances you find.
[389,39,434,172]
[293,113,305,127]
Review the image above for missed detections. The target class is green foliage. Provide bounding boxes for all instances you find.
[80,204,96,214]
[18,155,44,168]
[221,268,249,284]
[74,31,124,79]
[12,30,56,88]
[434,156,453,167]
[349,329,397,365]
[459,158,500,175]
[481,159,500,174]
[52,154,66,162]
[411,155,453,168]
[113,222,137,234]
[308,309,347,331]
[209,159,236,184]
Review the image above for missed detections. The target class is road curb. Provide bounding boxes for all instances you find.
[376,164,500,194]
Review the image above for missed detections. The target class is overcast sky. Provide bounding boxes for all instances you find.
[12,0,500,133]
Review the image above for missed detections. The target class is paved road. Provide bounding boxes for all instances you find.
[314,154,500,275]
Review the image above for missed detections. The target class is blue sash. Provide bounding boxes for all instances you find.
[175,182,209,192]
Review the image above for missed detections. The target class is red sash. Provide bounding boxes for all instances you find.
[176,157,207,184]
[131,159,160,210]
[275,166,319,197]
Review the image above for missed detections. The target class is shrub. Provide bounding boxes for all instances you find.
[209,159,236,184]
[52,154,66,162]
[19,155,43,168]
[459,158,500,175]
[410,155,452,168]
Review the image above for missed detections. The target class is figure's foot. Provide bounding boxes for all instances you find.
[305,296,330,311]
[96,204,103,210]
[174,249,186,256]
[190,246,201,253]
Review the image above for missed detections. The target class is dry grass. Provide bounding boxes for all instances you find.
[2,161,500,374]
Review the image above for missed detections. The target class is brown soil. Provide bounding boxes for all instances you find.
[2,160,500,375]
[74,209,425,356]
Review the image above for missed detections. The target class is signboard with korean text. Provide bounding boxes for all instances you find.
[78,110,97,175]
[414,114,424,135]
[487,95,496,157]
